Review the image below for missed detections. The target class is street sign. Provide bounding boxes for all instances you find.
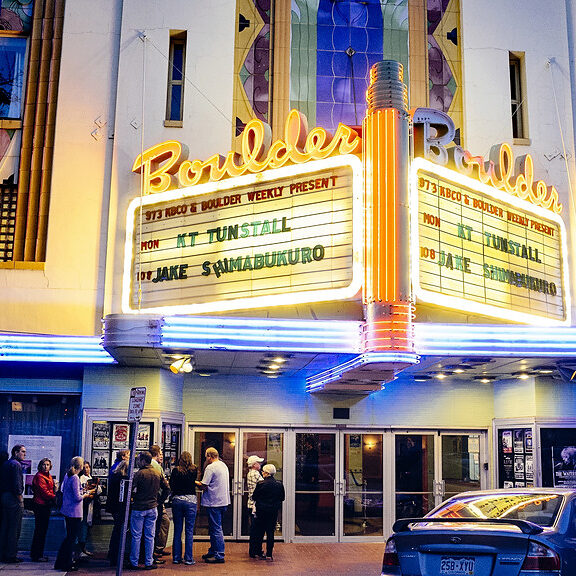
[127,387,146,422]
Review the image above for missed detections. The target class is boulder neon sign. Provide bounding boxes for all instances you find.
[412,108,562,214]
[132,109,361,195]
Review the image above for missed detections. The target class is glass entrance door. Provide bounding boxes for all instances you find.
[190,427,286,540]
[395,434,436,519]
[440,434,482,503]
[294,432,338,539]
[394,432,486,521]
[191,429,237,538]
[342,433,384,539]
[239,430,285,539]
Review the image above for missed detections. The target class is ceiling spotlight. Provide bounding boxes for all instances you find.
[170,356,193,374]
[474,375,495,383]
[534,366,555,374]
[515,372,530,380]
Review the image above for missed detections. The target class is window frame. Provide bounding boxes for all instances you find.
[164,31,187,127]
[509,52,530,145]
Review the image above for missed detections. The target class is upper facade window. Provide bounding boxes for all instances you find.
[165,31,186,126]
[0,37,26,119]
[509,52,528,142]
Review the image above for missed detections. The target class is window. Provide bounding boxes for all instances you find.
[0,0,64,265]
[165,31,186,126]
[0,37,26,119]
[509,52,528,141]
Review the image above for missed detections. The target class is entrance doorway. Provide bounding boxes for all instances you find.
[293,430,385,541]
[394,432,485,520]
[190,427,285,541]
[188,427,486,542]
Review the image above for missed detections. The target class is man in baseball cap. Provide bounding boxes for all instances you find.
[246,455,264,554]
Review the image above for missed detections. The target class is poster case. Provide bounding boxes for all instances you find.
[161,422,181,475]
[89,421,154,505]
[540,427,576,488]
[497,427,534,488]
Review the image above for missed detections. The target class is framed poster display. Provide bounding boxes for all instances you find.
[112,424,130,450]
[541,428,576,488]
[92,422,110,449]
[92,450,110,476]
[136,424,151,450]
[497,427,533,488]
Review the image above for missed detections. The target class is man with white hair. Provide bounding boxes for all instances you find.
[246,455,263,521]
[249,463,285,561]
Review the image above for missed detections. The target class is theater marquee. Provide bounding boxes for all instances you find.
[123,155,363,314]
[411,158,570,325]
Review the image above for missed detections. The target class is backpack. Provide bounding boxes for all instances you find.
[54,488,63,510]
[54,474,66,510]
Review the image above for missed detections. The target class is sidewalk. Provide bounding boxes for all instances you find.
[0,542,383,576]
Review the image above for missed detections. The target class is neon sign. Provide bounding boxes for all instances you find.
[132,109,362,195]
[123,155,364,315]
[411,158,569,326]
[412,108,562,214]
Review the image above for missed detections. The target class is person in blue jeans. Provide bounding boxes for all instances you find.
[196,447,230,564]
[129,451,169,570]
[169,451,198,565]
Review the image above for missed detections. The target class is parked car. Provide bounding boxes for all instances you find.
[382,488,576,575]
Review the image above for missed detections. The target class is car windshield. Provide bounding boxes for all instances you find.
[430,492,564,528]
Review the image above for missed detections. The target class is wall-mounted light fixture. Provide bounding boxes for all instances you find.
[170,356,193,374]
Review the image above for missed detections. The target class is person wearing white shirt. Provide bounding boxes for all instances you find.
[196,447,230,564]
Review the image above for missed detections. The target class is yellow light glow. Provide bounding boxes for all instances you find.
[132,110,362,195]
[410,158,570,326]
[123,155,364,314]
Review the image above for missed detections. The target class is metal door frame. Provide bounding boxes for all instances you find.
[392,429,489,520]
[188,425,289,541]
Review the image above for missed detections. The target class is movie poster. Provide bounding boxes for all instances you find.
[514,455,525,480]
[525,455,534,480]
[502,430,513,453]
[92,450,110,476]
[552,446,576,488]
[524,429,533,453]
[92,422,110,449]
[513,429,524,453]
[112,424,130,450]
[136,424,151,450]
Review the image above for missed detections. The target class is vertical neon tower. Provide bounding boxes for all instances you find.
[363,61,413,353]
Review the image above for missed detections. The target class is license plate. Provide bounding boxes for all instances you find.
[440,556,475,575]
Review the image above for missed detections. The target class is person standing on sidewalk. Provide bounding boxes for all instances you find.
[169,451,198,565]
[149,444,170,562]
[129,451,169,571]
[106,459,129,566]
[250,464,285,562]
[196,447,230,564]
[0,444,26,563]
[246,455,263,527]
[54,456,93,572]
[31,458,56,562]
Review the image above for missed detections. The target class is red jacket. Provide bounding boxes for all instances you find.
[32,471,55,506]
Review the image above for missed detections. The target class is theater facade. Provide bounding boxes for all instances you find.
[2,0,576,545]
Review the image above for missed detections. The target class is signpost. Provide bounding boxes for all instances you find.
[117,387,146,576]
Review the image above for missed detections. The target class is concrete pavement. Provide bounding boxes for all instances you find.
[0,542,383,576]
